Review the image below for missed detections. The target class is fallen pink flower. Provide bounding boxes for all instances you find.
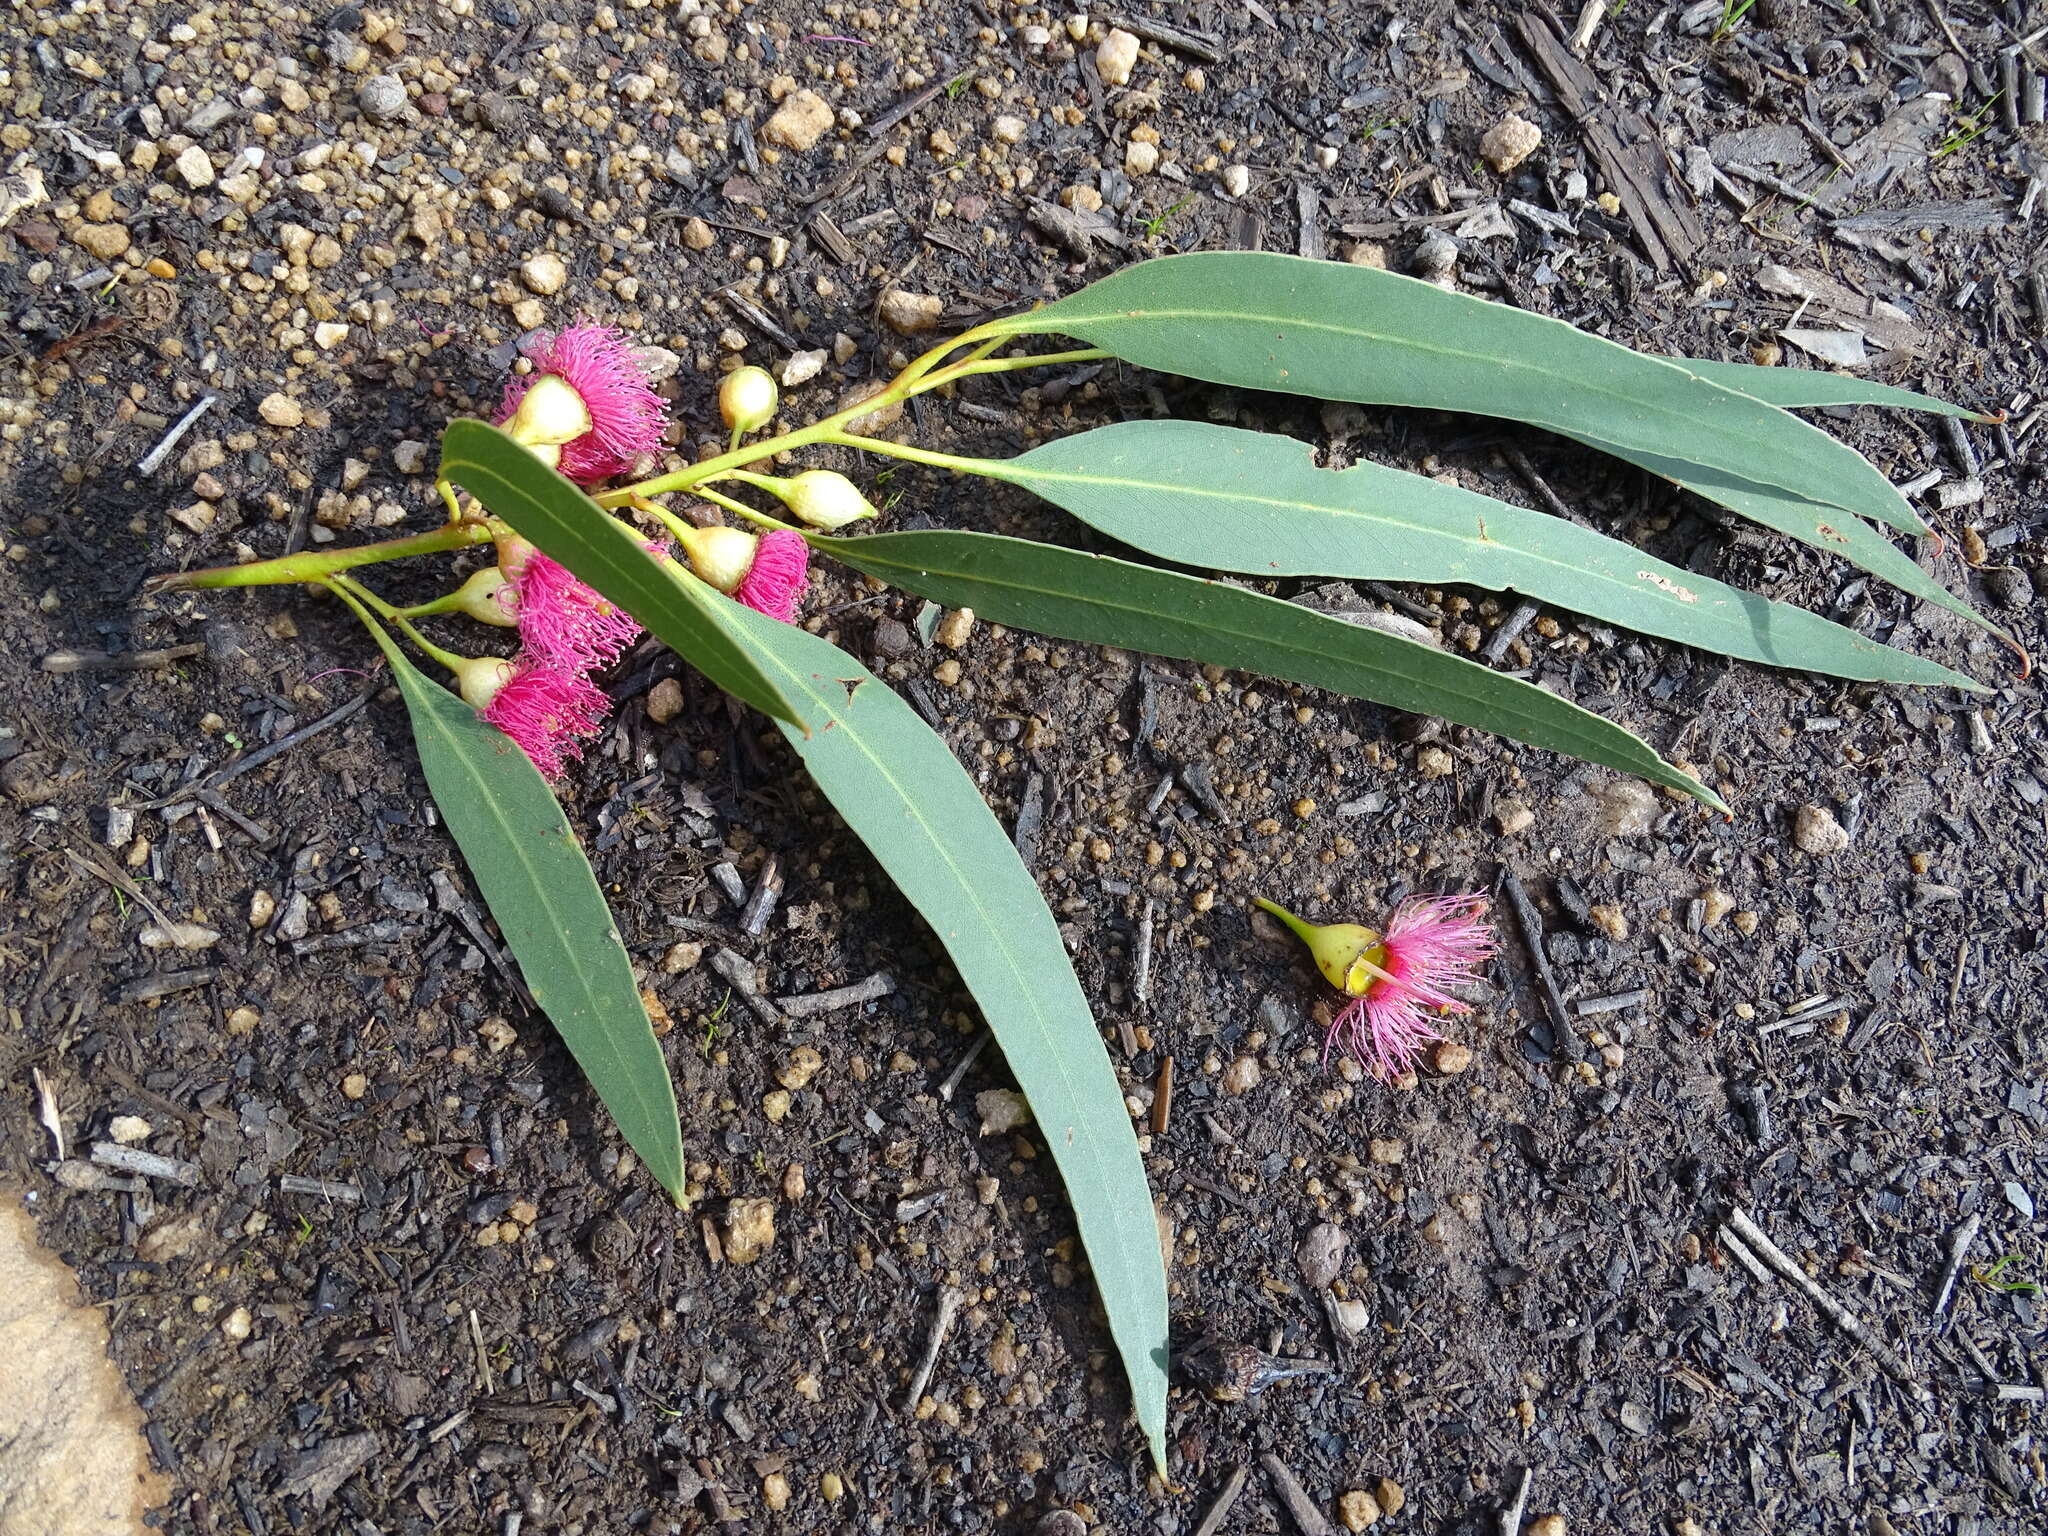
[513,551,641,672]
[1326,893,1493,1080]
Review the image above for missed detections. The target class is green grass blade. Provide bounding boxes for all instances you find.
[439,418,801,729]
[983,251,1932,538]
[1661,359,1980,417]
[810,528,1726,810]
[716,603,1170,1470]
[369,631,684,1202]
[992,420,1976,691]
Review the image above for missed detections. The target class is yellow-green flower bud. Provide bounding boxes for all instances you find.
[448,566,519,627]
[779,469,876,530]
[677,525,758,592]
[1254,898,1387,997]
[718,366,779,435]
[452,655,515,709]
[500,373,592,449]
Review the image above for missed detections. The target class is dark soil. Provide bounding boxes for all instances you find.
[4,2,2046,1534]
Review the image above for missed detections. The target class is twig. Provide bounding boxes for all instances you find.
[937,1030,990,1102]
[140,684,375,807]
[1499,1466,1533,1536]
[90,1141,200,1186]
[1575,988,1649,1017]
[41,642,207,674]
[1726,1207,1929,1401]
[711,947,782,1025]
[469,1307,493,1395]
[1192,1464,1251,1536]
[1498,867,1579,1060]
[1133,897,1158,1006]
[777,971,895,1018]
[1151,1056,1175,1137]
[1481,599,1543,664]
[31,1068,66,1160]
[1259,1453,1336,1536]
[1931,1211,1980,1319]
[901,1286,964,1412]
[279,1174,364,1202]
[1569,0,1607,52]
[739,853,783,937]
[1718,1222,1778,1286]
[136,392,217,474]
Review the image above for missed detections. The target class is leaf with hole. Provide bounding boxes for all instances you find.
[981,419,1976,690]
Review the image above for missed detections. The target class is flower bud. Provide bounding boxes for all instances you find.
[1255,898,1386,997]
[718,366,780,435]
[677,525,759,592]
[449,566,519,627]
[451,655,516,710]
[779,469,876,530]
[494,534,537,582]
[499,372,593,449]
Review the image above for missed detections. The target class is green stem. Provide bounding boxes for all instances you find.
[727,424,744,456]
[332,576,468,671]
[695,483,793,533]
[1252,897,1318,947]
[152,521,498,592]
[823,432,1010,479]
[598,345,1110,506]
[323,578,409,672]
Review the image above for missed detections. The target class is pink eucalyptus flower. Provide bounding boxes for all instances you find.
[478,660,611,780]
[734,529,810,623]
[495,323,668,484]
[1325,893,1493,1080]
[513,551,642,671]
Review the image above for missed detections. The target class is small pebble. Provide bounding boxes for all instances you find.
[1528,1518,1567,1536]
[1220,163,1250,197]
[1124,139,1159,177]
[107,1115,152,1145]
[762,90,834,152]
[1480,114,1543,173]
[357,74,407,120]
[173,144,215,188]
[976,1089,1032,1135]
[258,393,304,429]
[1375,1479,1405,1518]
[1792,803,1850,856]
[1339,1490,1382,1531]
[934,607,976,649]
[1221,1055,1261,1095]
[1096,28,1141,85]
[879,289,944,334]
[520,253,567,295]
[645,677,684,723]
[722,1197,776,1264]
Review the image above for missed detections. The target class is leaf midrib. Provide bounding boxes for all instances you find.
[738,621,1160,1408]
[402,672,677,1160]
[998,297,1887,519]
[831,535,1679,782]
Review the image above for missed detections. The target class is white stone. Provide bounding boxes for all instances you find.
[1220,163,1250,197]
[519,252,567,295]
[1096,27,1140,85]
[173,144,215,188]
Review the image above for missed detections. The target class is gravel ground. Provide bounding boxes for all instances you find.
[4,2,2047,1534]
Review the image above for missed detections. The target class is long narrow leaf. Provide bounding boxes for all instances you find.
[360,621,685,1201]
[720,602,1170,1470]
[1663,359,1979,417]
[989,420,1976,690]
[439,419,803,729]
[982,251,1932,538]
[809,528,1726,810]
[478,471,1170,1469]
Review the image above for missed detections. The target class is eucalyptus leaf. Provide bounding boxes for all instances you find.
[359,614,685,1202]
[982,251,1931,538]
[988,420,1976,690]
[718,601,1170,1471]
[438,419,802,728]
[1666,359,1979,418]
[810,528,1725,810]
[460,464,1170,1470]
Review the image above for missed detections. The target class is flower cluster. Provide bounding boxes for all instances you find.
[1258,893,1494,1080]
[471,324,821,775]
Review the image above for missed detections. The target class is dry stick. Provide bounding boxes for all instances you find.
[1133,897,1158,1006]
[1192,1464,1251,1536]
[777,972,895,1018]
[1569,0,1607,52]
[1499,1467,1533,1536]
[1931,1211,1980,1320]
[937,1030,991,1102]
[1726,1207,1930,1401]
[1259,1453,1336,1536]
[901,1287,964,1412]
[1498,868,1580,1061]
[136,392,217,474]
